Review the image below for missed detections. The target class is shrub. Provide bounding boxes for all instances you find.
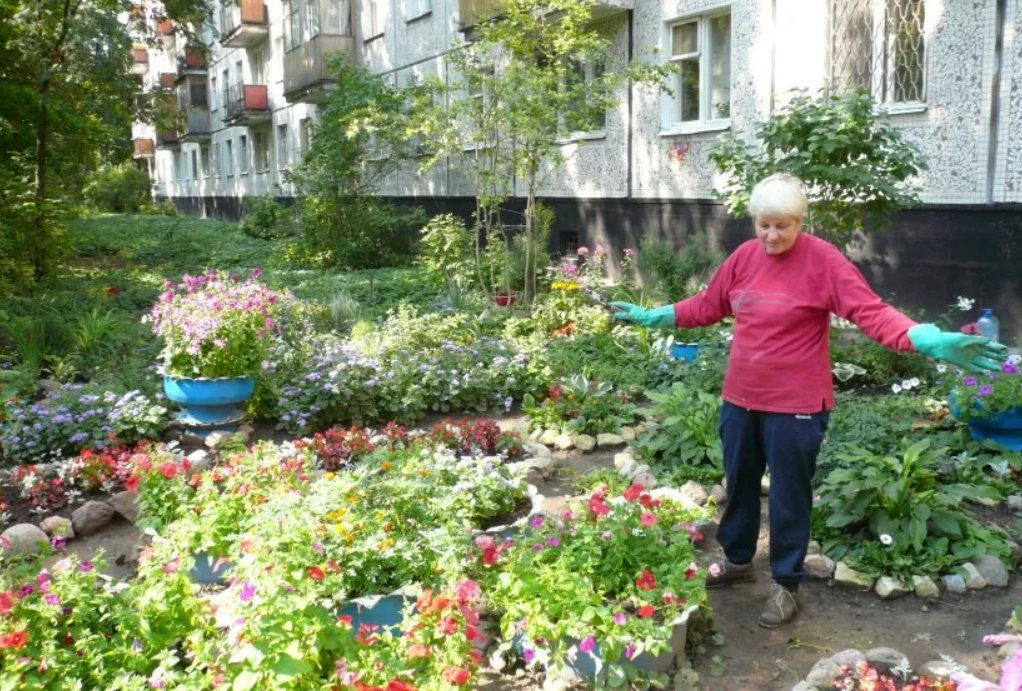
[632,382,724,482]
[240,195,294,239]
[419,213,476,288]
[139,198,178,216]
[82,162,152,213]
[522,375,639,436]
[638,232,722,301]
[951,355,1022,420]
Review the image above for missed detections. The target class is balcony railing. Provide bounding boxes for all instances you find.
[283,34,354,103]
[131,48,149,74]
[177,47,206,75]
[181,109,211,140]
[159,72,177,89]
[221,0,268,48]
[132,138,155,158]
[224,83,270,124]
[157,130,179,148]
[157,18,174,36]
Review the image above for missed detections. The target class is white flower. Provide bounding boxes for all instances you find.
[892,384,902,394]
[910,378,921,387]
[956,296,975,311]
[880,533,893,546]
[901,379,913,390]
[709,563,722,578]
[936,364,948,373]
[1008,354,1022,366]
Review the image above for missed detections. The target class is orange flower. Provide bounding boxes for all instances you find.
[307,565,325,581]
[0,629,27,649]
[407,644,431,659]
[638,605,655,619]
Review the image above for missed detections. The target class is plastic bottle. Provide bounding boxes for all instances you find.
[977,308,1000,343]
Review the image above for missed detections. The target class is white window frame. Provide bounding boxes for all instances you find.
[660,7,732,136]
[212,142,220,177]
[210,75,218,112]
[407,0,431,21]
[191,149,199,180]
[462,66,495,152]
[239,134,250,175]
[365,0,385,40]
[253,130,270,172]
[200,145,210,177]
[557,56,608,144]
[277,123,290,170]
[225,139,234,177]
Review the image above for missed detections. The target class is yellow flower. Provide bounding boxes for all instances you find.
[381,461,392,471]
[418,469,429,478]
[325,472,335,480]
[378,538,394,551]
[327,508,347,522]
[344,533,355,544]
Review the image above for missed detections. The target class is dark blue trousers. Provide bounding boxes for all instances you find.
[716,402,829,588]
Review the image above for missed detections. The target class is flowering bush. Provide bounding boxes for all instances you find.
[126,445,195,532]
[312,425,378,471]
[425,418,522,459]
[10,465,71,514]
[146,269,294,379]
[0,384,169,463]
[952,355,1022,420]
[832,661,959,690]
[478,483,709,684]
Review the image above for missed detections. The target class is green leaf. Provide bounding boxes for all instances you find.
[233,671,261,691]
[931,510,962,536]
[271,655,312,678]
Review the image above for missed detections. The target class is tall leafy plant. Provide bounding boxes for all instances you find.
[709,91,926,245]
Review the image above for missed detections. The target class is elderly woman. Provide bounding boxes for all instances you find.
[611,173,1005,628]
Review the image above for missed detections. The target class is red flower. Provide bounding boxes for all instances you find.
[588,496,610,517]
[468,649,484,667]
[158,462,178,479]
[637,605,655,619]
[444,668,471,686]
[684,564,697,580]
[640,513,657,526]
[326,560,342,574]
[337,614,353,627]
[407,644,431,659]
[0,591,13,614]
[622,483,644,503]
[465,625,480,642]
[387,680,417,691]
[416,590,434,613]
[437,616,459,635]
[637,493,660,508]
[635,568,656,591]
[0,630,27,649]
[307,565,325,581]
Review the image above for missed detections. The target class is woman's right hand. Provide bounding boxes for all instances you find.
[609,302,676,329]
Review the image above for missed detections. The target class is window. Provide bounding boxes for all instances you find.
[254,130,269,171]
[200,145,210,177]
[174,152,183,181]
[211,76,218,110]
[407,0,430,20]
[829,0,925,104]
[191,150,199,180]
[285,0,333,50]
[221,68,229,110]
[562,57,607,137]
[277,123,289,169]
[299,117,313,157]
[251,47,267,84]
[365,0,385,39]
[212,142,220,176]
[225,139,234,176]
[664,10,731,128]
[239,135,249,174]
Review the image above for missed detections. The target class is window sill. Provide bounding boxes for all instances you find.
[879,102,927,116]
[363,32,385,44]
[659,120,730,137]
[555,130,608,145]
[407,10,432,24]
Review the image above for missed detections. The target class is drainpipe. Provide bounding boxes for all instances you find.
[626,8,633,200]
[986,0,1008,203]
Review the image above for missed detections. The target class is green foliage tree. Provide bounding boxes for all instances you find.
[708,91,927,245]
[422,0,673,303]
[287,56,430,268]
[83,162,153,213]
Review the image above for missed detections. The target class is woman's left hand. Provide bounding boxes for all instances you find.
[609,302,676,329]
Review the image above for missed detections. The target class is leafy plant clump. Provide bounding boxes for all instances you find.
[631,382,724,484]
[82,162,153,213]
[522,375,639,437]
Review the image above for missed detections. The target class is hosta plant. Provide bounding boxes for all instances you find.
[632,382,723,482]
[522,374,639,436]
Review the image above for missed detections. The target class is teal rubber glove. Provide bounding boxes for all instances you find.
[609,302,676,329]
[907,323,1008,374]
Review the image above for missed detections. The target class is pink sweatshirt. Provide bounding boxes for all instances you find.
[673,233,917,414]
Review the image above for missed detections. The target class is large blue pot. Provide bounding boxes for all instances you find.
[337,592,417,635]
[163,376,255,430]
[949,392,1022,451]
[190,551,233,585]
[669,343,701,363]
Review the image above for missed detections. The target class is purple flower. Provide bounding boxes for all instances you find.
[579,636,597,654]
[51,536,66,549]
[613,612,627,625]
[1002,363,1019,375]
[530,515,544,528]
[531,543,544,553]
[17,584,33,598]
[624,643,637,660]
[547,537,561,548]
[963,376,978,387]
[601,531,612,540]
[239,581,256,602]
[80,560,94,573]
[523,648,536,664]
[149,678,165,690]
[44,594,60,606]
[978,385,994,397]
[132,638,144,651]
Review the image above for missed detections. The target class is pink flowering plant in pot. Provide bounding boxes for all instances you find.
[476,483,710,686]
[146,269,293,379]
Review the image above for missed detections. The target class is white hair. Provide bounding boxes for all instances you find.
[749,173,808,221]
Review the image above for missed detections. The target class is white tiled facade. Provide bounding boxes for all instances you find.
[137,0,1022,209]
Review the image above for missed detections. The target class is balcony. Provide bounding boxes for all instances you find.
[132,138,155,158]
[156,18,174,36]
[159,72,177,89]
[157,130,180,149]
[178,78,211,142]
[283,34,354,103]
[131,48,149,74]
[176,47,206,78]
[458,0,631,29]
[224,83,270,125]
[221,0,268,48]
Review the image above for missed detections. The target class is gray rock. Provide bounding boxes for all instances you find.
[38,378,62,394]
[617,458,637,478]
[864,647,909,675]
[596,433,624,447]
[619,427,636,441]
[539,429,559,446]
[942,574,967,594]
[679,480,709,507]
[628,463,652,480]
[572,434,596,452]
[961,562,988,589]
[710,484,727,504]
[830,649,866,670]
[875,576,910,599]
[186,449,212,473]
[634,424,647,436]
[918,660,956,679]
[613,448,635,468]
[204,430,231,449]
[807,540,821,556]
[71,500,115,536]
[804,658,842,690]
[1007,495,1022,512]
[834,562,874,589]
[790,682,810,691]
[972,555,1009,588]
[804,554,836,580]
[632,472,658,490]
[1,524,49,556]
[238,422,255,435]
[760,474,770,496]
[553,434,574,451]
[107,490,139,524]
[1000,641,1021,661]
[912,575,940,599]
[528,442,552,459]
[528,428,543,443]
[40,516,74,539]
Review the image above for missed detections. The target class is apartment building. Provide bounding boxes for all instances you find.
[134,0,1022,326]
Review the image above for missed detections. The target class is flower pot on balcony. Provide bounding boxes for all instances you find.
[163,375,255,434]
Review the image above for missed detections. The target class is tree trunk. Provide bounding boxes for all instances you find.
[32,73,52,279]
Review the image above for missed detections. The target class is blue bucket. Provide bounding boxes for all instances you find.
[669,343,701,363]
[337,593,416,635]
[190,552,233,585]
[164,376,255,431]
[949,392,1022,452]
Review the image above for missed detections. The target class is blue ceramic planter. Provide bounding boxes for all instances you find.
[190,552,233,585]
[163,376,255,432]
[337,591,417,635]
[949,393,1022,451]
[669,343,701,363]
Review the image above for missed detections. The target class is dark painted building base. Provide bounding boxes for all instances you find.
[166,194,1022,341]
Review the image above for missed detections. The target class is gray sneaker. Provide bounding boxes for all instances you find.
[758,583,798,628]
[705,559,757,589]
